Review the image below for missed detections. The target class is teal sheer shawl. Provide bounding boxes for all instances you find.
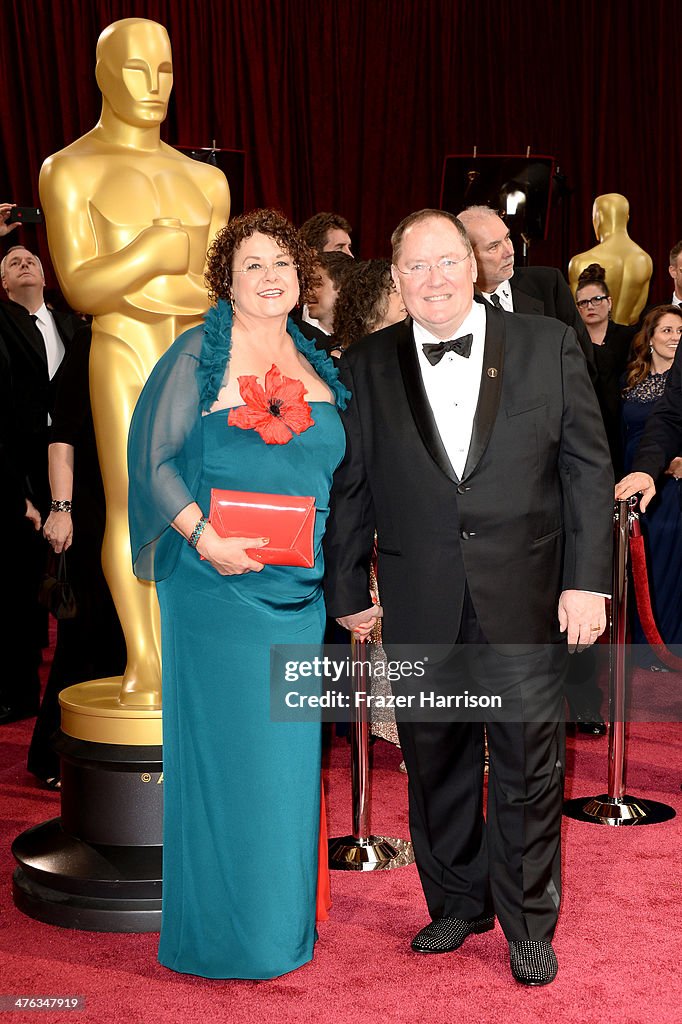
[128,300,350,582]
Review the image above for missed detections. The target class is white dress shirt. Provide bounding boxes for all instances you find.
[32,302,65,426]
[672,293,681,308]
[413,301,487,479]
[481,284,513,311]
[32,302,65,380]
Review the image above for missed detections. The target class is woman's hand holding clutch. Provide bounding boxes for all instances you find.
[196,525,268,576]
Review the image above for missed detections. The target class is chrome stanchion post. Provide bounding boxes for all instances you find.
[349,635,370,840]
[328,636,414,869]
[607,498,629,802]
[564,498,675,825]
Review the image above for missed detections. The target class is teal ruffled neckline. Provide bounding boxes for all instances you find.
[198,299,350,413]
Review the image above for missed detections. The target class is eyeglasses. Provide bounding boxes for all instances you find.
[576,295,608,310]
[233,259,296,276]
[395,254,470,280]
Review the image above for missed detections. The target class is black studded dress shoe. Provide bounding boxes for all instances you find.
[575,710,606,736]
[411,914,495,953]
[509,940,558,985]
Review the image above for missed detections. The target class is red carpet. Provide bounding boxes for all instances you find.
[1,693,680,1024]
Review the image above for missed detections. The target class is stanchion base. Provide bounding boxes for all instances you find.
[563,793,676,826]
[328,834,414,871]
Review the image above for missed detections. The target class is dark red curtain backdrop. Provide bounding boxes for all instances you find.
[1,0,680,297]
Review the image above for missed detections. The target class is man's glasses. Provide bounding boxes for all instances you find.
[576,295,608,310]
[395,254,470,281]
[233,259,296,276]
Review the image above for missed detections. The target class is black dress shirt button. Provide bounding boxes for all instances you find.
[457,484,470,494]
[460,529,475,540]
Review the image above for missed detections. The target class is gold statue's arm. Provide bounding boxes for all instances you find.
[204,171,231,252]
[40,158,191,315]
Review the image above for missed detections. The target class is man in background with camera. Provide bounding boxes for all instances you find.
[0,235,80,724]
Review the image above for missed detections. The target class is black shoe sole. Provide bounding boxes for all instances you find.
[411,916,495,954]
[512,974,556,987]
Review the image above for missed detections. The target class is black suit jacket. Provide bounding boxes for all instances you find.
[324,307,613,647]
[633,340,682,478]
[510,266,596,376]
[0,300,80,509]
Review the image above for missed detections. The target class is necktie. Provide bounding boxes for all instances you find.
[30,314,48,366]
[489,292,503,309]
[421,333,473,366]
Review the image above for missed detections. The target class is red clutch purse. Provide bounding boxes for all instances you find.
[208,489,316,567]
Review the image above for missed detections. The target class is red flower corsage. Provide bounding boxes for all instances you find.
[228,364,314,444]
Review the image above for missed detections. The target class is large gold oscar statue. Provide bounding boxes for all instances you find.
[568,193,652,325]
[40,18,229,734]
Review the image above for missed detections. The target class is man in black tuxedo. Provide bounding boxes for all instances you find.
[459,205,607,733]
[0,245,79,512]
[457,206,594,367]
[0,245,79,722]
[616,337,682,507]
[324,210,613,985]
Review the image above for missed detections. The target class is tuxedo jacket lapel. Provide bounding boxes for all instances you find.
[510,281,543,315]
[396,318,458,483]
[53,310,76,350]
[461,306,505,481]
[6,302,48,370]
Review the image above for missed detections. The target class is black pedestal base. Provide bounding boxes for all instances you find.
[12,734,163,932]
[13,818,161,931]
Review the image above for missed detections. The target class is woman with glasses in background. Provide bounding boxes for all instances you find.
[576,263,636,473]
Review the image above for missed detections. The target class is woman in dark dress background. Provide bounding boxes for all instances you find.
[28,325,125,786]
[576,263,636,476]
[621,305,682,667]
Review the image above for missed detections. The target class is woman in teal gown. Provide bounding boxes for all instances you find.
[128,210,349,979]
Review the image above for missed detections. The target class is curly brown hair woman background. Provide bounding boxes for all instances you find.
[332,259,405,350]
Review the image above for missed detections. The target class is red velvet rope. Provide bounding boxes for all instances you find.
[628,518,682,671]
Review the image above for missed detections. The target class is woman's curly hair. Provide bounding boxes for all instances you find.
[205,208,318,307]
[623,304,682,392]
[332,259,396,350]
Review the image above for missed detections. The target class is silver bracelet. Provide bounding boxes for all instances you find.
[50,499,72,513]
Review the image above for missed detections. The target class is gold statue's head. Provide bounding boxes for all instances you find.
[592,193,629,237]
[96,18,173,127]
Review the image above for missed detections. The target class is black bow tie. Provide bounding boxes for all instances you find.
[422,333,473,365]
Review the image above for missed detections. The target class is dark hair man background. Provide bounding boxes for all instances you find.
[299,212,353,256]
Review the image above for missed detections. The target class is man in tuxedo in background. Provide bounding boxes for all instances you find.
[0,245,78,511]
[458,205,594,366]
[297,213,355,342]
[0,245,80,723]
[324,210,613,985]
